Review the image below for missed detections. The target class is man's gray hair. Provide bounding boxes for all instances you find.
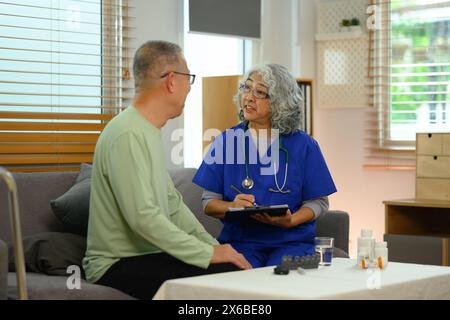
[234,64,304,135]
[133,40,182,88]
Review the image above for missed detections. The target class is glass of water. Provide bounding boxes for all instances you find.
[315,237,334,266]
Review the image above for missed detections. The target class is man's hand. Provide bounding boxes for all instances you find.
[211,244,252,269]
[251,209,295,228]
[231,194,255,208]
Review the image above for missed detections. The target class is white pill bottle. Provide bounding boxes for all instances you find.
[356,229,375,265]
[375,241,389,269]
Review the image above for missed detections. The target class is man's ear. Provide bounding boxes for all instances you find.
[164,72,176,93]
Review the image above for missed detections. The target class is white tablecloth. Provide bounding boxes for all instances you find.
[153,258,450,300]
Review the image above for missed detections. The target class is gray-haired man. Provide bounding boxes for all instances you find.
[83,41,251,300]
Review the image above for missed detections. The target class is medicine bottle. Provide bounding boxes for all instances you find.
[358,247,370,269]
[375,241,388,269]
[357,229,375,263]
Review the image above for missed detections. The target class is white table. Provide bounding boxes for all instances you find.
[153,258,450,300]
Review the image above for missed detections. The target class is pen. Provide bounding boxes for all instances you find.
[230,184,258,206]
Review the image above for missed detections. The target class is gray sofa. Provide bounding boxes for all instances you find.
[0,168,349,300]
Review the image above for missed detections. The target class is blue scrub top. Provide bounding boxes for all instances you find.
[193,122,337,246]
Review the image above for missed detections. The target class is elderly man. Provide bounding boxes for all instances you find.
[83,40,251,300]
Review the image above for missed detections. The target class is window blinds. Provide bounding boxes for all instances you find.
[366,0,450,170]
[0,0,133,172]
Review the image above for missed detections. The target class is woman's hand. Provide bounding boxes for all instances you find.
[251,209,295,228]
[231,194,255,208]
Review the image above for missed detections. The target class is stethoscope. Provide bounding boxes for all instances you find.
[241,123,291,193]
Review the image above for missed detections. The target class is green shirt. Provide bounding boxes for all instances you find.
[83,105,218,283]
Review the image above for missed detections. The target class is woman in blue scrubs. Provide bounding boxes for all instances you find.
[193,64,337,268]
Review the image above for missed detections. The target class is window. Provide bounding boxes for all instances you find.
[366,0,450,169]
[390,0,450,142]
[183,0,251,168]
[0,0,131,172]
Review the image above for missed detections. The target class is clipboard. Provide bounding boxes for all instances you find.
[225,204,289,222]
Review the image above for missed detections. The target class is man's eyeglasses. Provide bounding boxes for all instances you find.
[160,71,196,85]
[239,83,271,99]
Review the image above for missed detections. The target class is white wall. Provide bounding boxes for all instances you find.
[130,0,184,169]
[297,0,316,78]
[256,0,301,75]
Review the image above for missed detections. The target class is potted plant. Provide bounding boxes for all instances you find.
[340,19,351,32]
[350,17,361,32]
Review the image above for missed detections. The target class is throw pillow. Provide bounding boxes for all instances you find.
[8,232,87,277]
[50,163,92,236]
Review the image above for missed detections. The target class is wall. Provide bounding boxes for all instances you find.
[129,0,184,169]
[303,0,416,257]
[314,109,416,257]
[258,0,416,257]
[255,0,302,76]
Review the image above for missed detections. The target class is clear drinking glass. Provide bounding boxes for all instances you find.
[315,237,334,266]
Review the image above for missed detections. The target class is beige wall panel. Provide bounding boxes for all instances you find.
[202,75,241,152]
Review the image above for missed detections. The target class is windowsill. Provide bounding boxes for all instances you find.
[315,30,367,41]
[363,165,416,171]
[370,146,415,152]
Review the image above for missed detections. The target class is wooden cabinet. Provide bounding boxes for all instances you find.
[416,133,450,201]
[384,198,450,266]
[416,133,443,155]
[383,132,450,266]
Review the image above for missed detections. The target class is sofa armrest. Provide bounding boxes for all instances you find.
[316,210,349,254]
[0,239,7,300]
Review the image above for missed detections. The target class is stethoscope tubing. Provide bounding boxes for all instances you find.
[241,123,290,193]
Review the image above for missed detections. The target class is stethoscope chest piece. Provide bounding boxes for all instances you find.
[242,177,254,190]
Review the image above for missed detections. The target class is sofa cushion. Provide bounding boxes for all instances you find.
[50,164,92,236]
[7,273,134,300]
[0,171,77,243]
[169,168,223,238]
[8,232,86,277]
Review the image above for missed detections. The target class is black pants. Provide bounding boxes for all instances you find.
[96,252,240,299]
